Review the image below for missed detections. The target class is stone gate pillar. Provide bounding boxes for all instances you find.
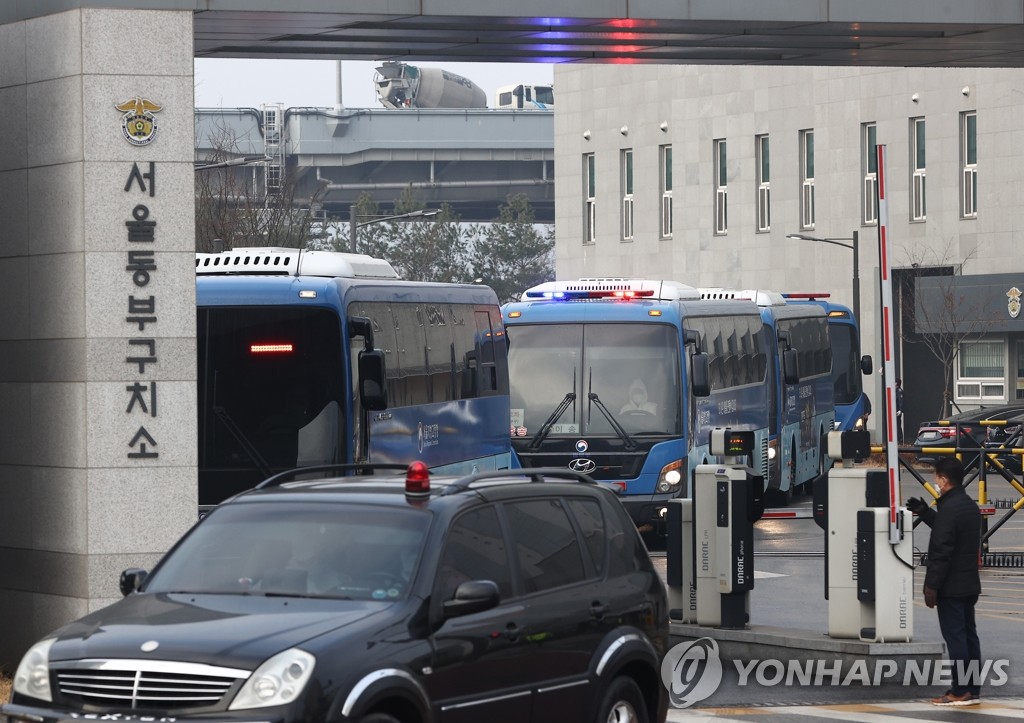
[0,7,196,668]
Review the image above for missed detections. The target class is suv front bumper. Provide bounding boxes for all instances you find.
[1,702,279,723]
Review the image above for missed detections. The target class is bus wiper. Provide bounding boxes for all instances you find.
[527,391,577,451]
[588,393,638,451]
[212,406,273,479]
[586,371,637,451]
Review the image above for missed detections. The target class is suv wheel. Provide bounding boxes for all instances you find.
[359,714,401,723]
[596,676,650,723]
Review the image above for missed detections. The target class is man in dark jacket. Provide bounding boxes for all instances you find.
[907,457,982,707]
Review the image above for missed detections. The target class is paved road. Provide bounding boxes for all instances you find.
[667,697,1024,721]
[650,465,1024,714]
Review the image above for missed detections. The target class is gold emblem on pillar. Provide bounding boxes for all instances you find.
[115,97,162,146]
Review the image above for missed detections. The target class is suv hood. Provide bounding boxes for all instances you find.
[48,593,391,670]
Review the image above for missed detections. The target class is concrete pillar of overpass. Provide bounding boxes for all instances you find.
[0,7,197,668]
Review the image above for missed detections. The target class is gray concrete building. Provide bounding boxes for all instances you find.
[553,64,1024,436]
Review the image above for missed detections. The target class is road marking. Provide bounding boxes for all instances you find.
[667,698,1024,720]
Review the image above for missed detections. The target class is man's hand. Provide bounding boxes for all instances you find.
[924,586,938,608]
[906,497,929,515]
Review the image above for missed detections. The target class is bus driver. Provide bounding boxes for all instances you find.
[621,379,658,415]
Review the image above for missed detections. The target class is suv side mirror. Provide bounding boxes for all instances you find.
[119,568,148,597]
[442,580,500,619]
[860,355,873,375]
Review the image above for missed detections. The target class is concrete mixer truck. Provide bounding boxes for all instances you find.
[374,61,487,109]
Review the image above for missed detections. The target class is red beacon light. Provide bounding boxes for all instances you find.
[405,460,431,497]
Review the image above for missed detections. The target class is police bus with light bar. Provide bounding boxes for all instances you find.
[700,288,835,501]
[502,278,773,535]
[782,293,873,432]
[196,247,511,511]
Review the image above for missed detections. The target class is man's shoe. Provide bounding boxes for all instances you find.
[930,691,979,706]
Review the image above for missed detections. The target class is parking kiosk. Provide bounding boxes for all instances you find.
[820,430,914,642]
[693,429,764,628]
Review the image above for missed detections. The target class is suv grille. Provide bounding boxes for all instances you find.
[56,660,248,710]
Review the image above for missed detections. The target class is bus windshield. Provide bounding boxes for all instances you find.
[198,306,346,505]
[507,323,680,437]
[829,322,863,405]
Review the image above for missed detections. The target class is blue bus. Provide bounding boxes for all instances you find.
[700,290,836,501]
[782,293,873,432]
[196,247,511,508]
[502,278,780,534]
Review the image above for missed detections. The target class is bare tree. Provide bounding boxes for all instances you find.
[195,120,327,252]
[900,243,1000,418]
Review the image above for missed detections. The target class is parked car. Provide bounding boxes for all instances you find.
[914,403,1024,472]
[3,462,669,723]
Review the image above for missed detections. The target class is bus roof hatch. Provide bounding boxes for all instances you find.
[195,248,400,279]
[698,287,787,307]
[521,278,700,301]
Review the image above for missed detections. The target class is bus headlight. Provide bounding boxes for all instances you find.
[656,460,684,493]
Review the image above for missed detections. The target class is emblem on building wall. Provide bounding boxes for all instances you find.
[115,97,162,146]
[1008,287,1021,319]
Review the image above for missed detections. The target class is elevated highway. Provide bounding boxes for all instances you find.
[195,105,554,223]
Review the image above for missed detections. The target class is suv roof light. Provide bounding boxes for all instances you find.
[521,278,700,302]
[405,461,431,497]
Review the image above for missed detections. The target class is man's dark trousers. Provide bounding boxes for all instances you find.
[937,594,981,696]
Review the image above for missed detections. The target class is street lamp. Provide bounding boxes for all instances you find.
[349,207,440,253]
[786,231,860,323]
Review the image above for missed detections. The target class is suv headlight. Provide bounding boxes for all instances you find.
[656,460,684,493]
[14,638,56,702]
[229,648,316,710]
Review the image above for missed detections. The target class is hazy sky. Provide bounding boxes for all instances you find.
[194,58,555,110]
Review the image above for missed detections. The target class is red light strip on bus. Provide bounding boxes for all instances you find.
[782,292,831,299]
[250,343,294,354]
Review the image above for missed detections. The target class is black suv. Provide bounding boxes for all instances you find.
[2,463,668,723]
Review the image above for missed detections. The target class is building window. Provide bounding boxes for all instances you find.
[583,153,596,244]
[800,129,815,229]
[660,145,673,239]
[756,134,770,233]
[714,139,727,235]
[961,111,977,218]
[621,149,634,241]
[956,339,1004,401]
[911,118,926,222]
[862,123,878,225]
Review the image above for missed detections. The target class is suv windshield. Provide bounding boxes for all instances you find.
[146,502,430,600]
